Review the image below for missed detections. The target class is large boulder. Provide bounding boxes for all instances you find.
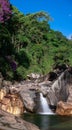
[0,109,40,130]
[56,101,72,116]
[19,90,36,112]
[46,69,72,106]
[0,88,24,115]
[9,82,37,113]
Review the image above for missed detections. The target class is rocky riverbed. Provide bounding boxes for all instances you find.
[0,64,72,129]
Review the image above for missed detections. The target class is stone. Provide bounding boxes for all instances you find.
[27,73,41,80]
[67,85,72,104]
[0,109,40,130]
[2,80,12,87]
[47,89,58,106]
[0,88,24,115]
[20,90,35,112]
[10,81,38,113]
[56,101,72,116]
[46,69,72,106]
[0,89,7,100]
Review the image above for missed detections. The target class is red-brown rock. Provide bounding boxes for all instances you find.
[56,101,72,116]
[0,89,24,115]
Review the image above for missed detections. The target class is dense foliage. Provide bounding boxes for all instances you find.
[0,2,72,80]
[0,0,11,22]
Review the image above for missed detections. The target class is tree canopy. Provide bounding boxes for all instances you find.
[0,2,72,80]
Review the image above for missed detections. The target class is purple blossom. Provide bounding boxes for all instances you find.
[0,0,11,23]
[10,61,17,71]
[5,56,17,71]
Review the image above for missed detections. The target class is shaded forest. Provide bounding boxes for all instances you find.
[0,4,72,80]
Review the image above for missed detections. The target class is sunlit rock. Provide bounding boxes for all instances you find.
[56,101,72,116]
[0,89,24,115]
[0,89,6,100]
[27,73,41,80]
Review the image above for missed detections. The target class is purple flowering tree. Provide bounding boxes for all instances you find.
[0,0,11,23]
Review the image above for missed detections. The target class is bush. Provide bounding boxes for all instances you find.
[16,66,27,80]
[16,49,31,68]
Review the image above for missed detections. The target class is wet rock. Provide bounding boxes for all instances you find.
[56,101,72,116]
[38,81,52,96]
[39,86,48,96]
[0,109,40,130]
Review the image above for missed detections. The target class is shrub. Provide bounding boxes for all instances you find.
[16,66,27,80]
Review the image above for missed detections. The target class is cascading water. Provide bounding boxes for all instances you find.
[39,93,53,114]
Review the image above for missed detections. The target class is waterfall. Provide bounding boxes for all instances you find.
[39,93,53,114]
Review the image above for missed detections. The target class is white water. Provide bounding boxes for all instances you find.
[39,93,53,115]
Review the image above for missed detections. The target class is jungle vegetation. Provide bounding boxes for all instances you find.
[0,4,72,80]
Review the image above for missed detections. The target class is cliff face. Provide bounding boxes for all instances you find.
[46,70,72,106]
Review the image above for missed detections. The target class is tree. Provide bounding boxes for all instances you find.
[0,0,11,23]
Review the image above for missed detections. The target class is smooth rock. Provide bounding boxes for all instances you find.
[19,90,35,112]
[46,70,72,106]
[0,109,40,130]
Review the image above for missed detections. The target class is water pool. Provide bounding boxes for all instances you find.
[22,113,72,130]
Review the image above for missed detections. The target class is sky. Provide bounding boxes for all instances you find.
[10,0,72,38]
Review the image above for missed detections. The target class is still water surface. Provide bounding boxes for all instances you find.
[22,113,72,130]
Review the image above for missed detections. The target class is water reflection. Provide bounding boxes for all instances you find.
[22,113,72,130]
[40,115,49,130]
